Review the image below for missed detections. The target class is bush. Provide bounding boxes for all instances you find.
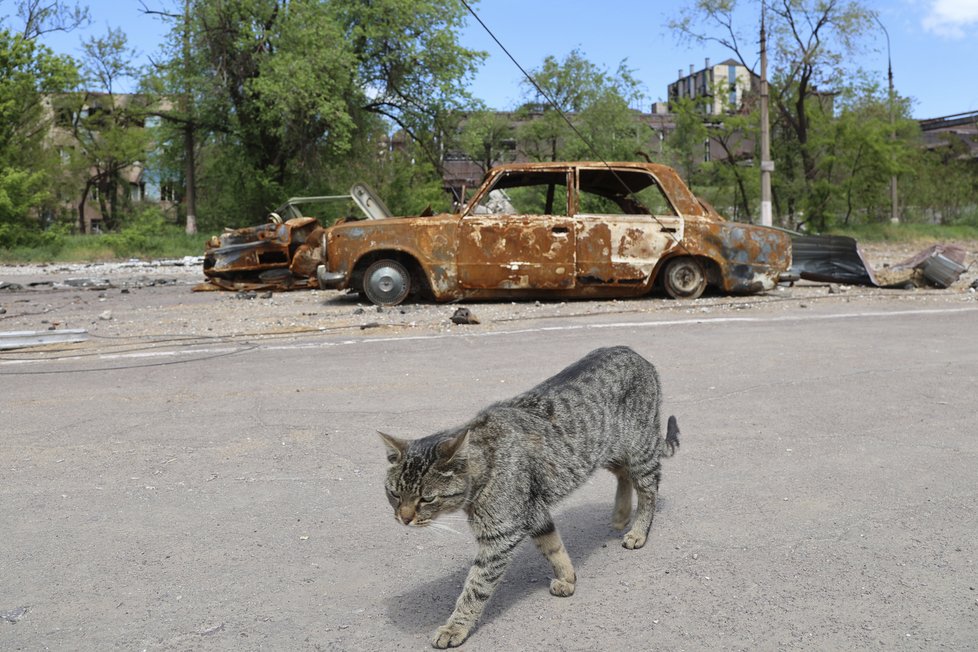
[0,221,67,253]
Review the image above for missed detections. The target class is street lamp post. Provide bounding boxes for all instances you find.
[875,16,899,224]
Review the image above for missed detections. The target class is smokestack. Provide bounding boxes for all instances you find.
[705,57,711,69]
[689,64,694,75]
[678,68,683,80]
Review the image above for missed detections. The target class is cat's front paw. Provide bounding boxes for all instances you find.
[432,623,470,648]
[549,578,576,597]
[622,530,647,549]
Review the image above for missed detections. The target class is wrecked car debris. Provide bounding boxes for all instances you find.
[789,235,877,286]
[316,161,794,306]
[790,235,969,289]
[195,184,391,292]
[890,244,968,289]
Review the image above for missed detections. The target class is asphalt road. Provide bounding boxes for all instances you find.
[2,298,977,650]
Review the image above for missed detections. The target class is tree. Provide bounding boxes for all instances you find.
[902,132,978,225]
[59,28,151,233]
[517,49,646,162]
[335,0,485,171]
[14,0,88,40]
[141,0,483,226]
[817,79,916,225]
[671,0,876,227]
[664,96,709,186]
[0,5,80,242]
[455,109,515,173]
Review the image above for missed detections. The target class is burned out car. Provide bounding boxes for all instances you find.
[315,162,792,305]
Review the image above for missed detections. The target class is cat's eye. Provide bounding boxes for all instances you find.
[386,488,399,499]
[419,495,437,504]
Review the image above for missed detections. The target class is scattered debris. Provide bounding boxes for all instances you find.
[889,244,968,289]
[99,310,113,321]
[1,606,29,623]
[450,307,480,325]
[64,278,113,290]
[0,329,88,351]
[790,235,970,289]
[198,623,225,636]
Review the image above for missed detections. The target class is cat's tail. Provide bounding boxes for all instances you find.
[663,415,680,457]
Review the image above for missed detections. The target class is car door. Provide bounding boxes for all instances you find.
[573,166,683,285]
[456,169,576,290]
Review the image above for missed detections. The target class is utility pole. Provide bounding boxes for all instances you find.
[876,16,899,224]
[759,3,773,227]
[182,0,198,234]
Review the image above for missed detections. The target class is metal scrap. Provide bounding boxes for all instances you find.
[0,329,88,351]
[790,235,969,289]
[195,184,390,292]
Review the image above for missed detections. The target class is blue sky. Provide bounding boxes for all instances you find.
[35,0,978,120]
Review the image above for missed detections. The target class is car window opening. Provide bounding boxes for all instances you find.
[578,168,677,217]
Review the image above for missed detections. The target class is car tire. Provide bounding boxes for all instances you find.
[662,257,707,300]
[362,259,411,306]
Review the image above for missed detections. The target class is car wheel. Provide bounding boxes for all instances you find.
[662,257,707,299]
[362,259,411,306]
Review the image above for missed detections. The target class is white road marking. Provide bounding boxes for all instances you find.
[4,305,976,368]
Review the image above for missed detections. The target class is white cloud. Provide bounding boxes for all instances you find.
[922,0,978,37]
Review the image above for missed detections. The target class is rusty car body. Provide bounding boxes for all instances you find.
[315,161,793,305]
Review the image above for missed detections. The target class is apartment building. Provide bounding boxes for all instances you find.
[667,58,756,115]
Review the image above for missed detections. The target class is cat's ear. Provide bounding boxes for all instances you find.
[378,431,408,464]
[435,431,469,464]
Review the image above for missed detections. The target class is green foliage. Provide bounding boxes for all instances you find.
[664,96,709,185]
[0,166,50,224]
[141,0,483,227]
[0,27,79,232]
[516,49,647,162]
[456,109,516,172]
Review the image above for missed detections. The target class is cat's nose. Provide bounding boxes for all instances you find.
[398,505,416,524]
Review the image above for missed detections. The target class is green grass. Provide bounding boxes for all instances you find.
[0,231,212,263]
[824,223,978,243]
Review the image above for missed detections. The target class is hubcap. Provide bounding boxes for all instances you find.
[368,264,407,303]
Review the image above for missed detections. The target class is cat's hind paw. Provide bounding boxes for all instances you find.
[432,623,470,648]
[622,530,647,549]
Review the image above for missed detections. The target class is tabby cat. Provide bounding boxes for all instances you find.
[380,345,680,648]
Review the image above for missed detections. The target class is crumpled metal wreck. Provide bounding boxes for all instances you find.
[314,161,794,305]
[195,184,391,292]
[789,235,969,289]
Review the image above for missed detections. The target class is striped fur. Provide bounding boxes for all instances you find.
[380,346,680,648]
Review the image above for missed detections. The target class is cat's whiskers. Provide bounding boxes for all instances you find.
[428,521,463,536]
